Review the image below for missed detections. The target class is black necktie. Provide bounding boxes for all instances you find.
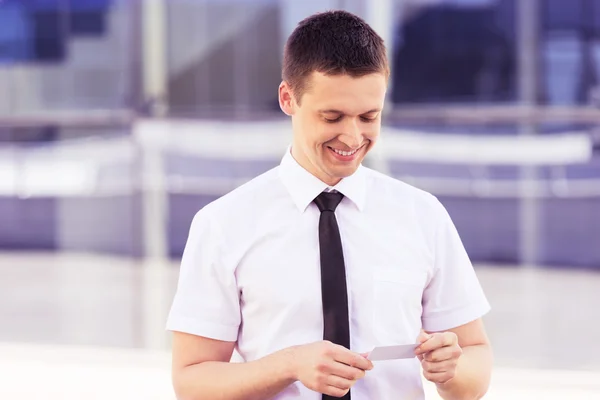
[314,192,351,400]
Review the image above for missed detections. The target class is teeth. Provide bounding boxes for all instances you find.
[333,148,358,156]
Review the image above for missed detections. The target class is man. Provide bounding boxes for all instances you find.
[167,10,492,400]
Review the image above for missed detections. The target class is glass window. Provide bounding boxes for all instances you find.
[0,0,133,114]
[391,0,517,104]
[540,0,600,106]
[0,1,34,63]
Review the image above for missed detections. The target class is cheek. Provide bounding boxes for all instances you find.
[315,126,340,145]
[365,129,380,144]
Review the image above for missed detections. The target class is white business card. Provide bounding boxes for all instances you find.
[367,343,419,361]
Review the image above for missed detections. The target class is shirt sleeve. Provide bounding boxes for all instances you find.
[165,207,241,341]
[421,199,491,332]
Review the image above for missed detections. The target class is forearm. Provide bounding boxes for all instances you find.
[436,344,493,400]
[174,347,297,400]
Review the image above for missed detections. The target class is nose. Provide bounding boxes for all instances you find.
[338,119,362,149]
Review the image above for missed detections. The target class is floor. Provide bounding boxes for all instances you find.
[2,252,600,399]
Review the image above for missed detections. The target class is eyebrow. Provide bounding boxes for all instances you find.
[318,109,381,115]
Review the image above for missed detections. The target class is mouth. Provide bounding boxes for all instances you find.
[327,144,365,162]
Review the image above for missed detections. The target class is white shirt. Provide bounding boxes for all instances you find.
[166,148,490,400]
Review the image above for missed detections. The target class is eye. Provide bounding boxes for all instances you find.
[360,116,377,123]
[324,115,343,123]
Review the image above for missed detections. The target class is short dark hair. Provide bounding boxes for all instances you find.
[282,10,389,103]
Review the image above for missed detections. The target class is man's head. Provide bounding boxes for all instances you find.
[279,10,389,186]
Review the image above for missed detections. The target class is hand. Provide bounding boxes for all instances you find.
[415,330,462,385]
[290,340,373,397]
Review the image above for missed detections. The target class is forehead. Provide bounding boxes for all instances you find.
[302,72,387,113]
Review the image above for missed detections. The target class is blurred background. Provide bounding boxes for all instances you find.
[1,0,600,398]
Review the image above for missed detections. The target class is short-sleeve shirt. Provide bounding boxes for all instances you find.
[166,148,491,400]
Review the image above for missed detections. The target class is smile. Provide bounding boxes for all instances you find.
[330,147,360,156]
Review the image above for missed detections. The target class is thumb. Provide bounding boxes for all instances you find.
[417,329,432,344]
[416,330,431,362]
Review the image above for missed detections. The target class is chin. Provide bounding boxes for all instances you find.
[331,166,359,179]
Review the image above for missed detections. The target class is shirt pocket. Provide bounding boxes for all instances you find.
[371,266,427,345]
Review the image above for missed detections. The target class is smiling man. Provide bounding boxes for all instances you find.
[167,10,492,400]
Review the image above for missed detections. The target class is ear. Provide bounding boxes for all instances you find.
[278,81,295,116]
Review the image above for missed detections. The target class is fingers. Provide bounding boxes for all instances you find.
[322,365,362,397]
[422,368,456,384]
[416,333,462,386]
[323,386,350,398]
[320,351,363,398]
[422,346,462,363]
[328,360,366,381]
[417,329,432,344]
[298,341,372,397]
[415,332,457,355]
[421,358,458,373]
[330,344,373,371]
[326,374,356,390]
[416,330,432,361]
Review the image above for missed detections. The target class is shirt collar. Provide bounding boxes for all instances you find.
[279,146,367,212]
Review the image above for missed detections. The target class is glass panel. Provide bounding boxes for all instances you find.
[0,0,135,114]
[539,0,600,105]
[391,0,517,104]
[166,0,286,118]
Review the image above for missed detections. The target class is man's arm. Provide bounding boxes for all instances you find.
[416,318,492,400]
[172,332,295,400]
[171,332,373,400]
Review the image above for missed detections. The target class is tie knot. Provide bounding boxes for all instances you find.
[314,191,344,212]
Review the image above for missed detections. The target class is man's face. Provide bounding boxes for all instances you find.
[279,71,387,186]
